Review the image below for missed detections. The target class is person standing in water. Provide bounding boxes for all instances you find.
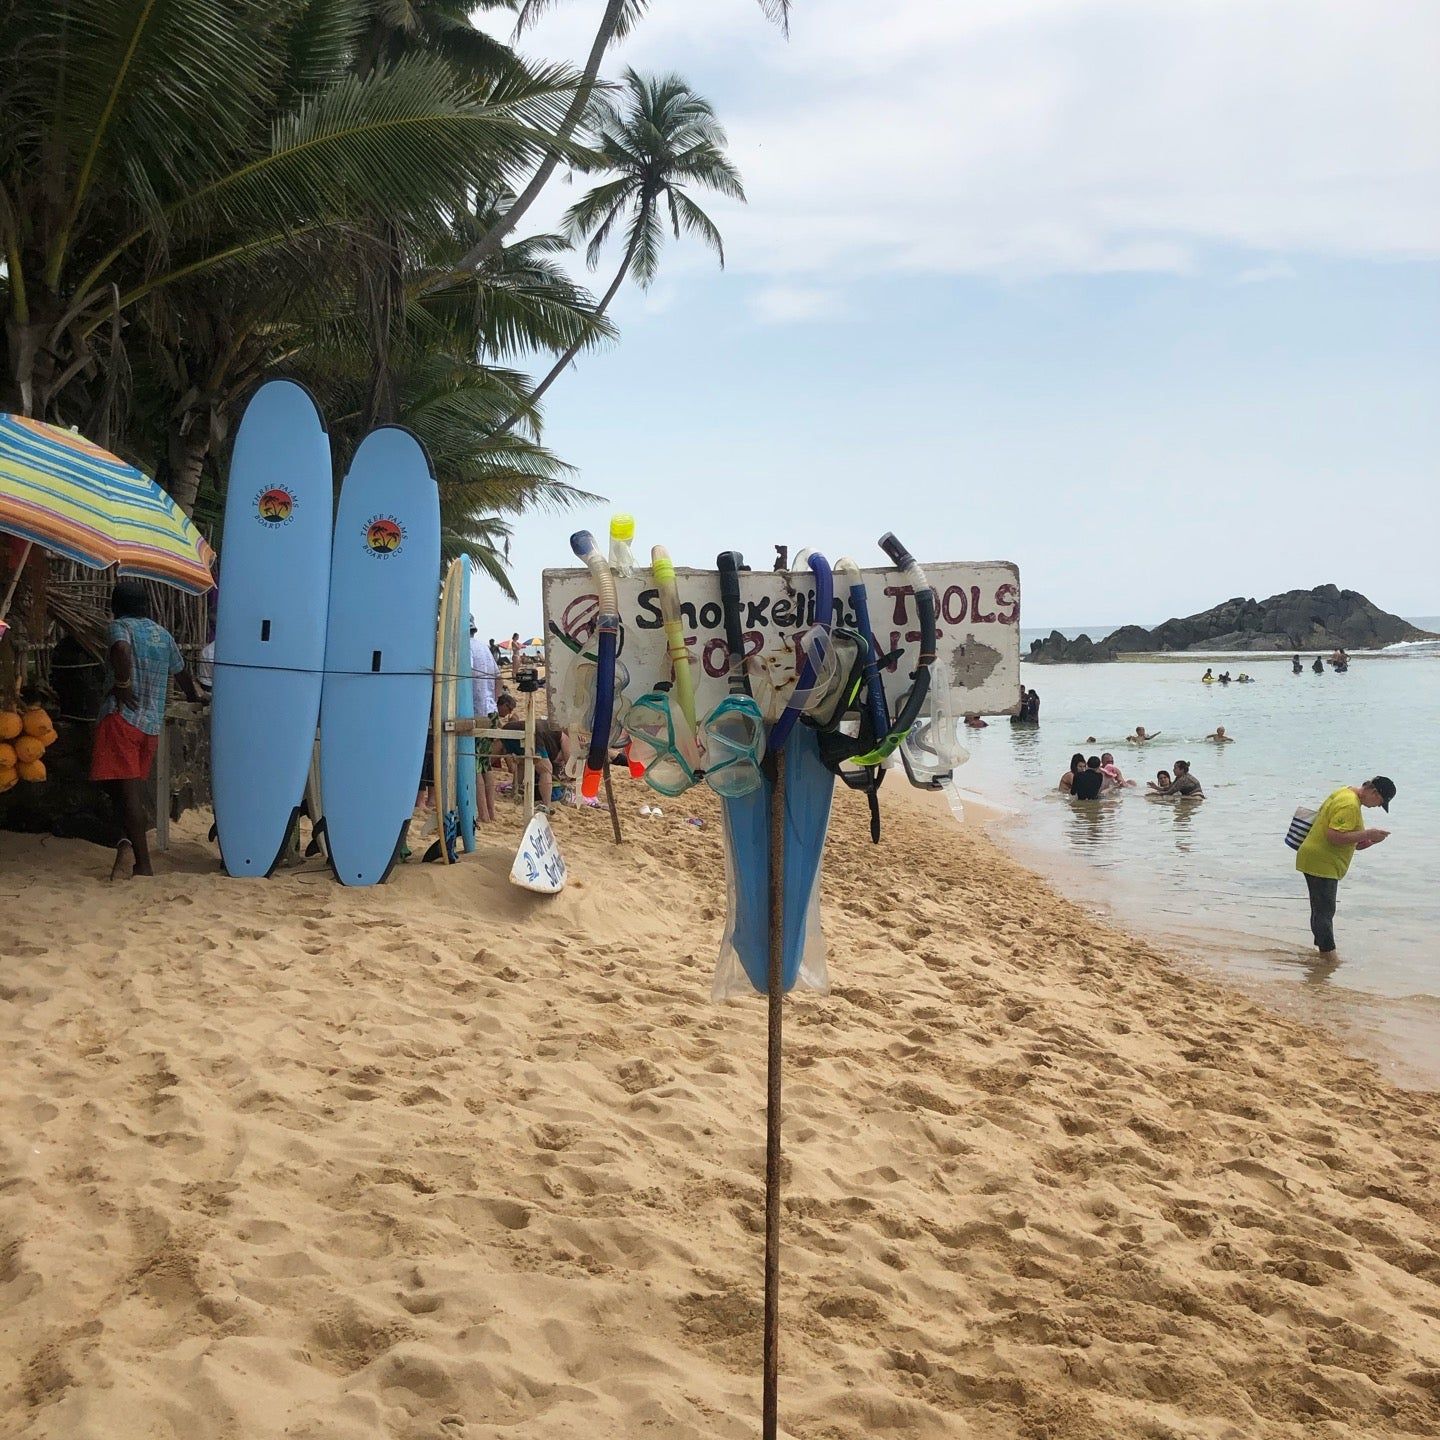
[1312,656,1325,674]
[1292,654,1303,673]
[1070,756,1106,800]
[1058,752,1085,793]
[1129,725,1161,743]
[1294,777,1395,955]
[91,580,202,878]
[1099,752,1131,787]
[1150,760,1203,797]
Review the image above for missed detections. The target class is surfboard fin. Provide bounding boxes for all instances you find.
[375,821,410,885]
[266,805,303,878]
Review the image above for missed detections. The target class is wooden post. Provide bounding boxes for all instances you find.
[0,539,33,623]
[762,744,786,1440]
[602,755,622,844]
[154,720,171,852]
[0,540,34,701]
[522,687,536,823]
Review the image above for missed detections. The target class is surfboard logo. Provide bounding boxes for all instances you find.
[363,515,406,557]
[255,487,296,526]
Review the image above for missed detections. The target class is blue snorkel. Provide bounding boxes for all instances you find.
[570,530,617,799]
[768,550,834,756]
[835,557,888,741]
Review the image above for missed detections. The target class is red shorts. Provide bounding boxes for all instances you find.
[91,712,159,782]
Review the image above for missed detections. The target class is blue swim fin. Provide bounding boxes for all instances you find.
[714,724,833,996]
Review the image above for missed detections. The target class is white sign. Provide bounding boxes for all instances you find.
[541,560,1021,727]
[510,813,567,893]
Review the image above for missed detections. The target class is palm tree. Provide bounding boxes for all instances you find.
[486,68,743,441]
[294,201,605,562]
[449,0,788,274]
[355,0,521,81]
[0,0,583,428]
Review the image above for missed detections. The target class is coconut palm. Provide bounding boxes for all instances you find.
[355,0,521,80]
[450,0,788,273]
[0,0,583,427]
[486,69,742,441]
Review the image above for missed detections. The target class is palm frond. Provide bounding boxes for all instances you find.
[666,190,725,266]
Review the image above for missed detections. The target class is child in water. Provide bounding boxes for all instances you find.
[1148,769,1172,793]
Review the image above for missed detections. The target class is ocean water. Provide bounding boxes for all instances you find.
[954,645,1440,1084]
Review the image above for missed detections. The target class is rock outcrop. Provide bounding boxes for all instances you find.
[1027,585,1434,663]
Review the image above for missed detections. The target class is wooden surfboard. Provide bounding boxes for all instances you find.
[457,555,478,853]
[428,558,463,863]
[318,427,440,886]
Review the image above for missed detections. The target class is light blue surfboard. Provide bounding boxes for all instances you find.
[212,379,332,877]
[457,555,478,852]
[319,427,440,886]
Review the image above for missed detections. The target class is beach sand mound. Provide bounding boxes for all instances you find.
[2,782,1437,1438]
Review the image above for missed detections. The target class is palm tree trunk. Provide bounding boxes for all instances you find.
[168,401,228,514]
[451,0,629,275]
[486,230,638,443]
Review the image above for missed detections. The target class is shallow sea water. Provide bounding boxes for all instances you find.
[950,648,1440,1085]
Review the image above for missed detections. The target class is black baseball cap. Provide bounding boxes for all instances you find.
[1369,776,1396,811]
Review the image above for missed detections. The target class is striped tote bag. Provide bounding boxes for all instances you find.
[1284,805,1316,851]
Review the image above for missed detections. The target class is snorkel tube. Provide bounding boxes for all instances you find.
[570,530,617,798]
[768,550,835,755]
[839,532,936,770]
[718,551,750,699]
[834,556,889,741]
[651,546,697,735]
[876,532,935,745]
[609,513,636,578]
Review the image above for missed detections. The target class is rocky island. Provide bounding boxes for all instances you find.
[1028,584,1436,663]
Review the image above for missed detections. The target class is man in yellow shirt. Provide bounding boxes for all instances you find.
[1295,776,1396,955]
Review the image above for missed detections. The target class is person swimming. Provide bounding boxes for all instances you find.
[1205,725,1234,743]
[1128,725,1161,743]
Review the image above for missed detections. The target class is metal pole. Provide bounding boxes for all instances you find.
[762,744,786,1439]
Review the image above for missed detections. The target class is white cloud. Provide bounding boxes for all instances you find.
[503,0,1440,282]
[1234,260,1298,285]
[748,283,847,323]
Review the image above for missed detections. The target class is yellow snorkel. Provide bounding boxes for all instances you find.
[651,545,697,734]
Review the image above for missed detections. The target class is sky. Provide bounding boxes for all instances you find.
[472,0,1440,636]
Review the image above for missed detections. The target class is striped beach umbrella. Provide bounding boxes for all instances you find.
[0,415,215,601]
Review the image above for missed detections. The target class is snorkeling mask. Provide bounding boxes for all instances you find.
[627,686,767,798]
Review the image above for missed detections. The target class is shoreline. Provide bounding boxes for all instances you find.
[947,783,1440,1093]
[4,784,1439,1437]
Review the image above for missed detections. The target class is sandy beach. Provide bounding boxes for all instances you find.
[3,780,1438,1439]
